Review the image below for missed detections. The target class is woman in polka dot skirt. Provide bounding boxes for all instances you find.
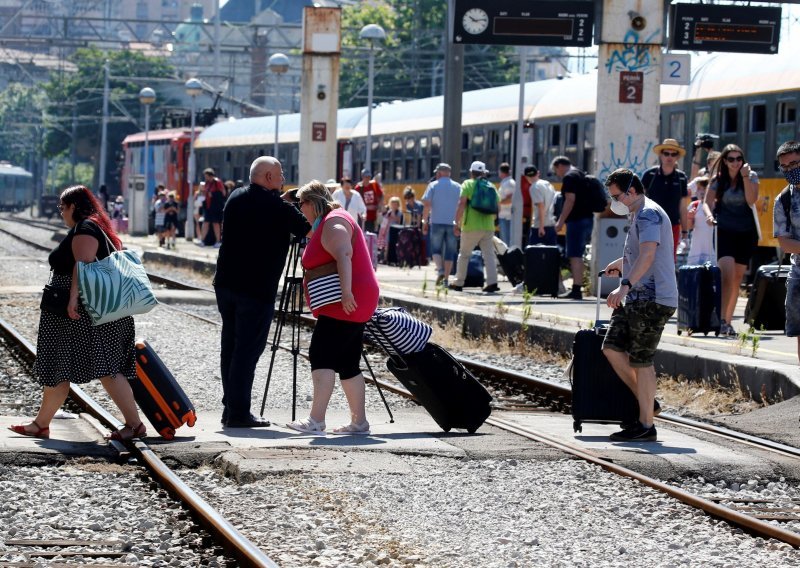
[8,186,145,441]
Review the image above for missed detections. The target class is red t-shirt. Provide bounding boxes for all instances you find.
[302,209,379,323]
[355,181,383,222]
[520,176,532,219]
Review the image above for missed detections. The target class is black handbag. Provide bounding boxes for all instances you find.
[40,285,69,317]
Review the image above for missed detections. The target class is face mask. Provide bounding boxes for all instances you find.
[610,199,629,216]
[783,167,800,186]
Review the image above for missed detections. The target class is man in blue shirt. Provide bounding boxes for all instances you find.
[601,168,678,442]
[422,163,461,286]
[774,141,800,364]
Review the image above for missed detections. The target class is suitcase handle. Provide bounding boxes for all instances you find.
[596,270,605,325]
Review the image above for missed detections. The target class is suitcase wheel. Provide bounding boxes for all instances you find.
[160,427,175,440]
[467,427,477,434]
[573,420,582,433]
[677,329,681,336]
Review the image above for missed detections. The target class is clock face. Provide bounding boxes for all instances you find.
[462,8,489,35]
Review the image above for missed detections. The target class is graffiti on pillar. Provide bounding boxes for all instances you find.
[605,30,660,75]
[597,136,654,179]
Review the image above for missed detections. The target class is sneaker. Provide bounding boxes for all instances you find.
[435,274,446,286]
[610,423,657,442]
[482,283,499,293]
[213,242,222,248]
[195,241,206,247]
[286,416,326,435]
[330,421,370,436]
[448,284,463,292]
[720,320,736,337]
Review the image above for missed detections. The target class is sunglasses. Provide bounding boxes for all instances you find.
[725,156,744,163]
[779,159,800,173]
[661,151,680,157]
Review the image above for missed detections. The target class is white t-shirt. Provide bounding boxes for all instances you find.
[498,176,516,220]
[687,199,715,265]
[530,179,556,228]
[332,188,367,222]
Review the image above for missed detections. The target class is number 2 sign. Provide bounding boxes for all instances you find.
[661,53,691,86]
[619,71,643,104]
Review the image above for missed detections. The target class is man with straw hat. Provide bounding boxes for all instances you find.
[641,138,689,258]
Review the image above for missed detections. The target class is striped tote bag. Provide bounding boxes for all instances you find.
[304,261,342,311]
[366,307,433,356]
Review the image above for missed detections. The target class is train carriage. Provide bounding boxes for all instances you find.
[0,162,34,212]
[132,48,800,262]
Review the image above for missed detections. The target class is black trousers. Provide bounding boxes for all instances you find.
[215,286,276,422]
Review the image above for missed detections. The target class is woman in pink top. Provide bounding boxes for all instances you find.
[287,181,380,435]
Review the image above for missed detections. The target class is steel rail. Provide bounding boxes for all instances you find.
[0,317,278,568]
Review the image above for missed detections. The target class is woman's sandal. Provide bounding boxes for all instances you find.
[8,420,50,439]
[107,422,146,442]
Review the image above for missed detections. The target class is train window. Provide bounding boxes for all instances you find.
[461,132,469,151]
[406,159,416,180]
[405,137,416,152]
[381,138,391,157]
[225,151,232,163]
[669,112,685,143]
[472,131,485,154]
[489,129,500,150]
[394,163,403,181]
[721,107,738,135]
[431,135,441,156]
[583,121,595,149]
[549,124,560,147]
[419,136,428,155]
[749,104,766,133]
[566,123,578,147]
[394,138,403,152]
[694,109,711,135]
[777,101,797,149]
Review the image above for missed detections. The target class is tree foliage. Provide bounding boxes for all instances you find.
[42,47,178,191]
[0,83,46,168]
[339,0,519,108]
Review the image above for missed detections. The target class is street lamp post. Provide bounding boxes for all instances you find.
[184,78,202,240]
[359,24,385,175]
[135,87,156,236]
[268,53,289,158]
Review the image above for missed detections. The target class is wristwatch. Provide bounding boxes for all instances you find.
[621,278,632,288]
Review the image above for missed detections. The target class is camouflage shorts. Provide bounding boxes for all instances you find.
[602,301,675,368]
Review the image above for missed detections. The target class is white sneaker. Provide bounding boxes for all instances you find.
[286,416,326,435]
[213,242,222,248]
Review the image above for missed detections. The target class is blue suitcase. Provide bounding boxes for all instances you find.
[677,263,722,336]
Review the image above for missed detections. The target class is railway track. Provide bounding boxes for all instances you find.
[4,213,800,548]
[0,318,277,568]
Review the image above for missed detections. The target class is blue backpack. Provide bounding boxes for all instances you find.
[469,178,499,215]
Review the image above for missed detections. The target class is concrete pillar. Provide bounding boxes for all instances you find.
[298,7,341,185]
[591,0,665,294]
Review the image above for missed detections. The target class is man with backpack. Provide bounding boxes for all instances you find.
[449,161,500,293]
[774,141,800,364]
[640,138,689,259]
[553,156,594,300]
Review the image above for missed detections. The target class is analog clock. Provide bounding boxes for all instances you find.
[462,8,489,35]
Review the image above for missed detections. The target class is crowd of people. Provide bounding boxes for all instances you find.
[10,132,800,444]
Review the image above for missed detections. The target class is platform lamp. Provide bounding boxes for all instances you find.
[359,23,385,176]
[134,87,156,236]
[268,53,289,159]
[184,78,202,240]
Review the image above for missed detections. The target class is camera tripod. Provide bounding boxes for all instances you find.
[259,237,394,423]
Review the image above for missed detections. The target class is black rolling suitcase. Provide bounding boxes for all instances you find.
[677,262,722,336]
[570,272,638,433]
[745,264,789,330]
[132,340,197,439]
[497,247,525,286]
[524,245,560,296]
[366,314,492,433]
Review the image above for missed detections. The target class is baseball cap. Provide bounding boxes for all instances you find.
[469,160,487,174]
[340,175,352,182]
[203,167,215,176]
[360,168,371,177]
[434,162,452,173]
[524,165,538,177]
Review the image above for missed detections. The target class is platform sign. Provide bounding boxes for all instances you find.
[661,53,691,86]
[312,122,327,142]
[453,0,593,47]
[670,4,781,54]
[619,72,643,104]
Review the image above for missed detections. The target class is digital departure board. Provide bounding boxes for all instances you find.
[670,3,781,54]
[453,0,593,47]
